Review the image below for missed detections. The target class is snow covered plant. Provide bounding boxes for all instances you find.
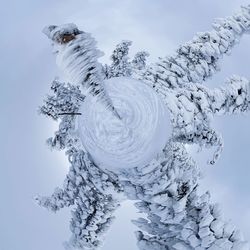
[36,5,250,250]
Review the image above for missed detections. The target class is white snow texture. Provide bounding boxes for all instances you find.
[77,77,170,171]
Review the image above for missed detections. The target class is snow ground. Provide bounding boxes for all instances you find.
[78,77,170,171]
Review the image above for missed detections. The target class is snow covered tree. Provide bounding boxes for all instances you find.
[103,42,149,79]
[37,5,250,250]
[38,80,124,249]
[36,148,124,249]
[126,5,250,249]
[121,141,249,249]
[39,79,84,150]
[132,51,149,70]
[108,40,132,78]
[139,5,250,89]
[39,79,84,120]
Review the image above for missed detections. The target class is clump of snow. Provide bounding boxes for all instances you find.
[77,77,170,171]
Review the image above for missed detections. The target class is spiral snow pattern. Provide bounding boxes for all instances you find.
[77,77,170,171]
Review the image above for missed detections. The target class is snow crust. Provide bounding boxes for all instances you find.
[77,77,170,171]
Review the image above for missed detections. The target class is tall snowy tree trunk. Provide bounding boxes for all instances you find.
[43,24,120,119]
[141,5,250,90]
[120,142,249,250]
[36,149,123,250]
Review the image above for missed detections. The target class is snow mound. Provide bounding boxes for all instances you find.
[77,77,170,171]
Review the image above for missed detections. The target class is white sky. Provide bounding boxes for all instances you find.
[1,1,250,250]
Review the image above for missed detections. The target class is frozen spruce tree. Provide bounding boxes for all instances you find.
[106,40,132,78]
[37,5,250,250]
[132,51,149,70]
[103,41,149,78]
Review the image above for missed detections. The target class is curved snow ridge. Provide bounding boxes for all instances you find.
[77,77,170,171]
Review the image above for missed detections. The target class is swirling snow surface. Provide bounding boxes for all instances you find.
[77,77,170,171]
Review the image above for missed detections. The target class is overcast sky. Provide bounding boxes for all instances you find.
[1,1,250,250]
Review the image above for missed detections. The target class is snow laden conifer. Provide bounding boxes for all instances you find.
[37,79,124,249]
[132,51,149,70]
[108,40,132,78]
[131,51,150,79]
[104,41,149,79]
[140,5,250,89]
[120,141,249,250]
[36,148,123,249]
[136,5,250,165]
[37,5,250,250]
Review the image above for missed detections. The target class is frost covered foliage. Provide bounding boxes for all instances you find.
[137,5,250,165]
[37,5,250,250]
[141,5,250,88]
[107,40,132,78]
[103,41,149,78]
[160,75,250,165]
[39,80,84,150]
[132,51,150,70]
[36,148,123,249]
[121,142,249,250]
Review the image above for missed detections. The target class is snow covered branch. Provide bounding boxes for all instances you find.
[37,149,123,249]
[152,75,249,164]
[108,40,132,78]
[39,79,84,150]
[43,23,120,119]
[104,41,149,79]
[209,75,250,115]
[132,51,149,71]
[39,79,84,121]
[161,75,250,162]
